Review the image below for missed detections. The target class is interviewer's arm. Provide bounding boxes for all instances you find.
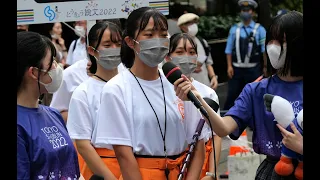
[198,96,238,137]
[113,145,142,180]
[76,140,117,180]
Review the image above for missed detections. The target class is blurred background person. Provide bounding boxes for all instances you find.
[66,20,88,66]
[178,13,218,90]
[224,0,267,110]
[17,24,29,32]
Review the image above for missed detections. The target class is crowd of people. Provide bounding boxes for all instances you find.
[17,1,303,180]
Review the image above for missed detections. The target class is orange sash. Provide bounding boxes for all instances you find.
[72,142,121,179]
[200,139,213,178]
[119,153,187,180]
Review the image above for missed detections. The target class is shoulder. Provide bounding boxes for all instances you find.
[71,78,91,100]
[257,24,266,32]
[102,70,128,96]
[63,60,88,81]
[193,80,219,101]
[230,24,240,32]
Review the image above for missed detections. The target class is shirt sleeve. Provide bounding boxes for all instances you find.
[225,26,236,54]
[17,126,30,180]
[259,26,267,53]
[66,40,75,65]
[50,76,72,112]
[67,88,92,140]
[94,86,132,149]
[184,101,209,144]
[225,84,253,140]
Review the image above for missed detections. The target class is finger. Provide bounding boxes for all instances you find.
[182,86,192,98]
[276,124,289,137]
[290,123,300,134]
[181,74,190,81]
[174,78,185,87]
[183,85,191,94]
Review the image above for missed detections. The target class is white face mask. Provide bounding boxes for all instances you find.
[38,61,64,93]
[51,33,59,40]
[74,26,86,38]
[187,24,198,36]
[266,43,287,69]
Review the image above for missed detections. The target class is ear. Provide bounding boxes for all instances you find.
[165,55,171,62]
[87,46,95,57]
[124,36,135,49]
[27,67,39,81]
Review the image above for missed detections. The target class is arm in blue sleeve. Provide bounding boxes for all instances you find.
[225,84,254,139]
[225,26,236,54]
[17,127,30,180]
[259,26,267,53]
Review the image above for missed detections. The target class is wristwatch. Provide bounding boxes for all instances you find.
[206,172,215,179]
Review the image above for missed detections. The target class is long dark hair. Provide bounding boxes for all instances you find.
[169,33,198,55]
[265,11,303,77]
[121,7,168,68]
[17,31,56,93]
[87,22,122,74]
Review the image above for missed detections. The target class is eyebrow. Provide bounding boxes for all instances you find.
[176,47,185,50]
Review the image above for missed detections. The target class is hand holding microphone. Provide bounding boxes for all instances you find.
[163,62,209,119]
[173,74,201,101]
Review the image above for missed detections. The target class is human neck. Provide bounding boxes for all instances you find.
[17,86,40,108]
[130,58,159,81]
[94,66,119,82]
[80,37,86,44]
[243,20,251,26]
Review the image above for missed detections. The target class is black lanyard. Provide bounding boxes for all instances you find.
[129,69,169,177]
[93,74,108,82]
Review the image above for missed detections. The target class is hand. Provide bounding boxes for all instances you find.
[201,176,218,180]
[174,74,199,101]
[277,123,303,155]
[194,62,203,73]
[210,76,218,90]
[227,66,234,79]
[58,37,65,46]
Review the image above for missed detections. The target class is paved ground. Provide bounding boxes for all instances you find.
[216,128,253,179]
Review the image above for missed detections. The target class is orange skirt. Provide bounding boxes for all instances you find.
[200,139,213,179]
[119,153,187,180]
[72,142,121,179]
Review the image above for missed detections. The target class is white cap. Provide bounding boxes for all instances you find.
[177,13,199,26]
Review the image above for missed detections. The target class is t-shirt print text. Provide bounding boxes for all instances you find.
[289,101,302,116]
[41,126,68,149]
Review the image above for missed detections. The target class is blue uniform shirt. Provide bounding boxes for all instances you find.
[225,20,266,54]
[225,75,303,157]
[17,105,80,180]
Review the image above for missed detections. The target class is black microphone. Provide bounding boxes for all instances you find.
[162,62,209,119]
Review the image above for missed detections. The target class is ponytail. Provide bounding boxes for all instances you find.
[120,29,135,68]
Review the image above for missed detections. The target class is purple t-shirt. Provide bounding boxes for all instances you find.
[17,105,80,180]
[225,75,303,158]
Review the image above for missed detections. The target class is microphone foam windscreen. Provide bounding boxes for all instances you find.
[162,62,182,84]
[203,97,219,113]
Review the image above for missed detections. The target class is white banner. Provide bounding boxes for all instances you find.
[17,0,169,25]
